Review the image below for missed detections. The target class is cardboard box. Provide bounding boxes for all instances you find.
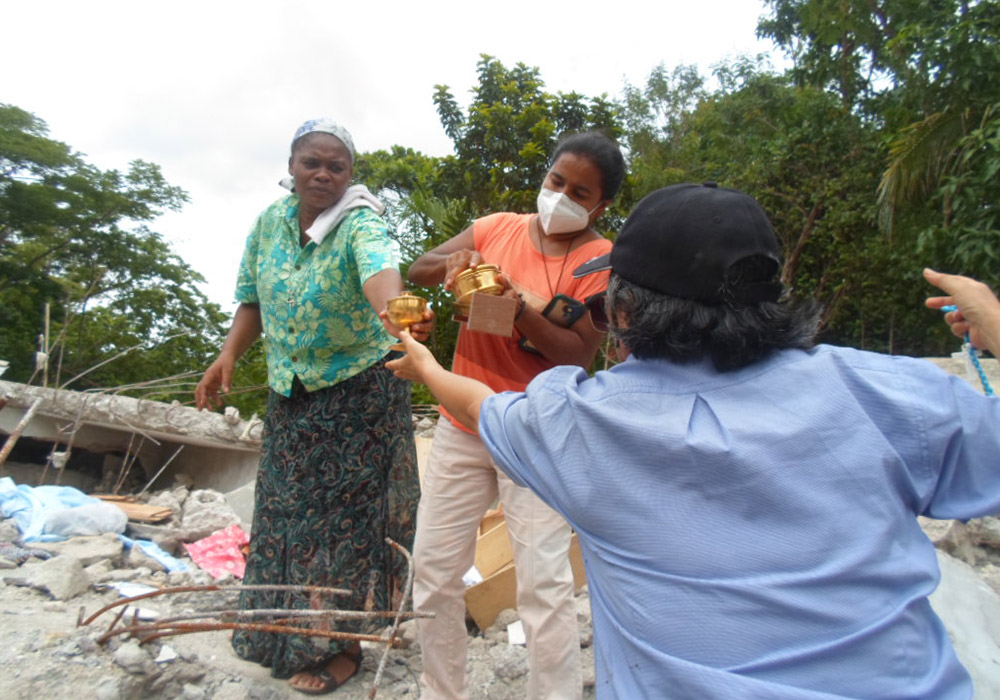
[464,514,586,630]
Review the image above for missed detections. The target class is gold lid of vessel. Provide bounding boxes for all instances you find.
[453,265,503,314]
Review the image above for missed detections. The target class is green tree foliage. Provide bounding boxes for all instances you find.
[0,104,227,398]
[761,0,1000,296]
[623,56,968,355]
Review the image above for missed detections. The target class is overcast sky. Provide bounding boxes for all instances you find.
[4,0,777,310]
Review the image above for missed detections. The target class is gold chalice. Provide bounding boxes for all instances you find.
[386,292,428,350]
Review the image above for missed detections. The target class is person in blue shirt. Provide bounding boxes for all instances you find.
[388,183,1000,699]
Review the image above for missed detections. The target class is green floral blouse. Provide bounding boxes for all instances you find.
[235,195,397,396]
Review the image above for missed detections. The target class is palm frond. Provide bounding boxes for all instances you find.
[877,108,969,234]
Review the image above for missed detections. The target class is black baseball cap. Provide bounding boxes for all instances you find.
[574,182,783,304]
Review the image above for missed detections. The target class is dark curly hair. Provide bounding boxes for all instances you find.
[607,264,821,371]
[552,132,626,201]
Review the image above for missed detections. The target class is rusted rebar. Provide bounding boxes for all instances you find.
[78,541,428,698]
[79,583,351,627]
[157,608,432,625]
[370,538,417,699]
[97,620,412,647]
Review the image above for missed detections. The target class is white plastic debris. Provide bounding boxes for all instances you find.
[463,565,484,588]
[507,620,525,645]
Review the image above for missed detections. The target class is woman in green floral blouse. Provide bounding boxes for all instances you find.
[195,119,431,694]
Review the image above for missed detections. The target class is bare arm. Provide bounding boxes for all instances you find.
[510,291,605,368]
[195,303,263,410]
[925,268,1000,357]
[407,226,482,289]
[386,332,494,431]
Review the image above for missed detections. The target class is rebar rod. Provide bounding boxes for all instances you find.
[97,620,408,647]
[370,538,416,699]
[138,444,185,495]
[79,583,352,627]
[138,608,434,627]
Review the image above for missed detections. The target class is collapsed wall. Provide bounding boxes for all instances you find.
[0,380,262,499]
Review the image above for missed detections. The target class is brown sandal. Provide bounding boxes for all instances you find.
[290,647,363,695]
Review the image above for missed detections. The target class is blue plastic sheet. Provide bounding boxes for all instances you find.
[0,476,127,542]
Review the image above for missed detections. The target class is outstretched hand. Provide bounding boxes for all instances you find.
[924,268,1000,356]
[379,307,436,342]
[385,330,442,383]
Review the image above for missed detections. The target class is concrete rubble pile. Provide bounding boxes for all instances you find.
[0,479,599,699]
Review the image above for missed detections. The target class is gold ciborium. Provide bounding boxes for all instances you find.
[453,264,503,317]
[386,292,428,350]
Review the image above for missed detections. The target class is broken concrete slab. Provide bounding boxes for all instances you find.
[35,532,124,566]
[113,640,160,676]
[0,519,19,542]
[21,555,89,600]
[84,559,114,584]
[125,522,186,554]
[0,380,262,497]
[0,380,263,450]
[125,543,168,573]
[967,517,1000,550]
[179,490,241,540]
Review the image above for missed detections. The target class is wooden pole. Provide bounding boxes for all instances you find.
[0,398,43,467]
[43,302,50,388]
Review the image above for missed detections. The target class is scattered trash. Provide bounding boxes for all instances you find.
[155,644,177,663]
[0,477,127,542]
[76,539,425,699]
[122,605,160,621]
[108,581,160,598]
[463,565,484,587]
[0,541,53,564]
[96,495,173,523]
[119,535,188,573]
[507,619,525,645]
[183,524,249,579]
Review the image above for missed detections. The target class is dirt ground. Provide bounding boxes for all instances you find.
[0,561,597,700]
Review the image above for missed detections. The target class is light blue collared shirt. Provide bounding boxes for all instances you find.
[480,346,1000,699]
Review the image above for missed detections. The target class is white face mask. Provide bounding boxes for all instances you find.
[536,187,600,235]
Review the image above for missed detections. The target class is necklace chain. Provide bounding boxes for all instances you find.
[537,216,572,299]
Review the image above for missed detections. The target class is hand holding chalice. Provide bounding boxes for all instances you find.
[386,292,429,350]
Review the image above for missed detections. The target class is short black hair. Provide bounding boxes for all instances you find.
[607,270,820,371]
[552,132,626,201]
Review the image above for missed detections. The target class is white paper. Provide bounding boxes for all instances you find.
[507,620,525,645]
[463,565,484,588]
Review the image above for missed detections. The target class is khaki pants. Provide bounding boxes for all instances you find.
[413,418,582,700]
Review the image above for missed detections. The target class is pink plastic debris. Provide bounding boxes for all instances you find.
[183,524,250,579]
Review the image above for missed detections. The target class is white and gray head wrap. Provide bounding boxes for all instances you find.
[290,118,356,162]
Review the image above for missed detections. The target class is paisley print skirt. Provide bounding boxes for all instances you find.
[232,355,420,677]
